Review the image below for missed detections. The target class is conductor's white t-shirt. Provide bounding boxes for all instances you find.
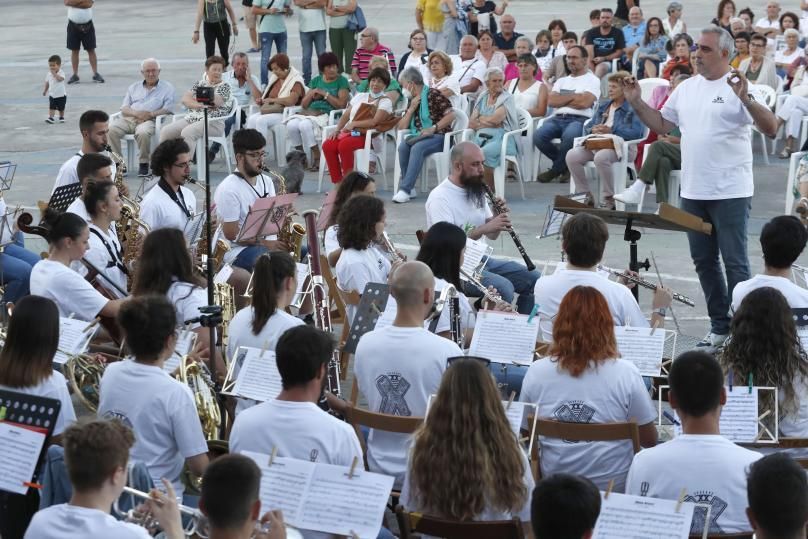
[661,73,754,200]
[334,245,390,323]
[425,179,493,240]
[0,371,77,436]
[98,360,209,497]
[731,274,808,311]
[140,182,197,232]
[533,268,648,342]
[354,326,459,485]
[30,259,108,321]
[25,504,150,539]
[213,171,276,263]
[626,434,761,535]
[519,356,657,491]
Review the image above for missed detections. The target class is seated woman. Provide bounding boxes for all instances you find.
[504,37,542,81]
[0,196,40,304]
[98,295,209,501]
[334,195,391,323]
[244,53,305,148]
[324,171,377,266]
[424,50,462,109]
[566,71,644,209]
[400,358,533,537]
[83,180,128,299]
[284,52,350,172]
[775,28,804,77]
[519,285,657,491]
[776,86,808,158]
[469,67,520,188]
[393,67,456,204]
[227,251,303,415]
[321,67,394,184]
[159,55,233,161]
[636,17,669,78]
[476,30,508,71]
[739,33,778,90]
[30,210,126,321]
[661,33,693,80]
[398,29,433,80]
[533,29,554,74]
[719,287,808,444]
[506,53,547,118]
[731,31,751,69]
[356,55,403,108]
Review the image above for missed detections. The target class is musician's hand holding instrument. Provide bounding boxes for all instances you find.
[617,268,639,289]
[256,510,287,539]
[652,285,674,310]
[139,479,184,539]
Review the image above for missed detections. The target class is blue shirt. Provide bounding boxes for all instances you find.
[622,21,647,48]
[122,79,175,113]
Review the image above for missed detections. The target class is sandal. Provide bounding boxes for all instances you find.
[797,198,808,225]
[780,148,794,159]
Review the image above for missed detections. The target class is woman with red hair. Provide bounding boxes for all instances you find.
[519,285,657,492]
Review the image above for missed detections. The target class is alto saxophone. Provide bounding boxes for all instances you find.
[213,281,236,348]
[262,165,305,260]
[106,145,150,280]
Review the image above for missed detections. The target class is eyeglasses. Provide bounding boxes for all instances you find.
[245,151,266,160]
[173,161,191,169]
[360,34,372,38]
[750,42,765,47]
[411,37,426,41]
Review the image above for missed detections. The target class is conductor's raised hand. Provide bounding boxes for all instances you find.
[620,75,642,103]
[727,68,749,101]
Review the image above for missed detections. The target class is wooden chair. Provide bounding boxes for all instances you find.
[395,505,525,539]
[528,417,641,481]
[318,255,360,380]
[317,254,343,325]
[345,405,423,470]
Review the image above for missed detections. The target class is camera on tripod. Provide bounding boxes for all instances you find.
[185,305,223,328]
[195,85,215,105]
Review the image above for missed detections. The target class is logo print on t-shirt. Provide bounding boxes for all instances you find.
[553,401,596,443]
[376,374,412,416]
[685,491,727,535]
[712,96,725,104]
[309,449,319,462]
[101,410,134,429]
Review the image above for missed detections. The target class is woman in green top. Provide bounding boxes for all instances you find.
[327,0,358,73]
[284,52,351,170]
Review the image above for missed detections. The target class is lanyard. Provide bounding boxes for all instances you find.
[89,225,128,275]
[158,178,191,218]
[234,170,269,198]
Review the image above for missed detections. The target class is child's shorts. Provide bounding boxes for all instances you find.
[49,96,67,112]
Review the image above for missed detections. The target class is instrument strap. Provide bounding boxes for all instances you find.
[88,225,129,275]
[158,178,191,218]
[233,170,269,199]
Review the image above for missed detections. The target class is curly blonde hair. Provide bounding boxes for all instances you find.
[409,359,527,521]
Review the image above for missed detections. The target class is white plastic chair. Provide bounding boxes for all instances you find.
[191,102,240,183]
[109,111,172,173]
[638,78,669,105]
[749,83,777,165]
[786,150,808,214]
[491,107,533,200]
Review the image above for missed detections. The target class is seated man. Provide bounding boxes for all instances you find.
[746,453,808,539]
[544,31,578,85]
[626,351,762,536]
[211,52,262,160]
[24,419,183,539]
[620,7,646,69]
[425,141,540,315]
[65,152,114,221]
[108,58,175,177]
[494,14,523,63]
[140,138,196,231]
[731,215,808,311]
[450,35,486,96]
[584,8,625,78]
[534,212,671,341]
[351,27,397,84]
[354,261,462,485]
[533,45,601,184]
[531,473,601,539]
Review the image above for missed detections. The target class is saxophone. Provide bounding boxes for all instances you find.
[262,165,305,260]
[213,281,236,348]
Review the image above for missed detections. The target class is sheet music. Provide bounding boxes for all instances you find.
[504,401,528,436]
[245,452,314,518]
[0,422,47,495]
[460,237,491,277]
[373,295,397,330]
[162,330,196,373]
[214,263,234,285]
[291,262,310,306]
[592,492,695,539]
[469,310,539,365]
[614,326,666,377]
[53,317,96,365]
[670,387,761,442]
[183,211,207,247]
[231,348,283,402]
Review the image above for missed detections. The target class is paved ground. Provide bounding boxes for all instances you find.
[1,0,804,347]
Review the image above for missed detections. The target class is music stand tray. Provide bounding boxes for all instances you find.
[47,183,84,214]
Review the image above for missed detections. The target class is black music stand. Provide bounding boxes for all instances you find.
[552,196,712,301]
[47,183,83,214]
[343,283,390,354]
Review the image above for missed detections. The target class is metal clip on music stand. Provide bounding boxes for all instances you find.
[552,196,712,301]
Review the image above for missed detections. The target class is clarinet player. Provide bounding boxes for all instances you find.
[425,141,540,314]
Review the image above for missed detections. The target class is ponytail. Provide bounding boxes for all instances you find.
[251,251,296,334]
[41,208,87,245]
[83,180,116,218]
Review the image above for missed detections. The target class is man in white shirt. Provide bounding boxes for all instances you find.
[294,0,327,84]
[64,0,104,84]
[65,152,114,221]
[746,453,808,539]
[535,213,671,342]
[24,419,183,539]
[140,138,196,231]
[425,141,539,314]
[354,261,462,485]
[53,109,116,193]
[212,52,262,159]
[754,1,782,39]
[623,26,778,351]
[626,351,762,536]
[732,215,808,311]
[534,45,601,184]
[450,35,486,95]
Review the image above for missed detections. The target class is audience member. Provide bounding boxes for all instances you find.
[636,17,669,77]
[65,0,104,84]
[451,35,487,94]
[548,19,569,59]
[494,14,522,63]
[351,27,397,83]
[193,0,239,67]
[661,33,693,79]
[504,37,540,81]
[534,29,554,73]
[253,0,292,86]
[244,53,305,147]
[507,53,548,117]
[294,0,327,85]
[746,454,808,539]
[713,0,737,32]
[584,8,626,78]
[731,31,751,68]
[476,29,508,70]
[327,0,357,73]
[531,474,601,539]
[438,0,464,55]
[544,31,578,84]
[469,67,519,187]
[755,0,782,39]
[424,50,462,108]
[739,7,755,29]
[415,0,445,51]
[740,33,778,89]
[398,29,433,78]
[663,1,687,36]
[622,7,647,68]
[776,28,804,76]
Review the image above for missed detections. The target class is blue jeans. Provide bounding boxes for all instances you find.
[680,197,751,335]
[299,30,327,84]
[398,134,445,192]
[259,31,288,86]
[1,234,40,303]
[533,114,586,174]
[466,256,540,315]
[233,244,270,272]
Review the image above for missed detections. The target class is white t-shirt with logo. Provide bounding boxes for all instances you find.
[140,183,197,232]
[30,259,108,321]
[533,268,648,342]
[449,56,486,90]
[425,179,493,241]
[731,274,808,311]
[551,71,602,117]
[354,326,460,484]
[661,73,754,200]
[519,356,657,491]
[25,504,150,539]
[335,245,391,323]
[98,360,208,497]
[626,434,761,535]
[213,172,277,263]
[0,371,77,436]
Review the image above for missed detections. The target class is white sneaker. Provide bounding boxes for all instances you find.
[408,189,418,199]
[613,189,642,205]
[695,332,728,353]
[392,190,411,204]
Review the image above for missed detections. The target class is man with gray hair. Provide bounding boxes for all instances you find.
[351,27,397,84]
[108,58,175,177]
[393,67,456,204]
[451,35,486,95]
[623,26,777,352]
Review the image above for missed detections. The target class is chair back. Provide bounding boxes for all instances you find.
[748,83,776,108]
[452,108,469,132]
[345,405,423,468]
[638,77,669,104]
[395,505,525,539]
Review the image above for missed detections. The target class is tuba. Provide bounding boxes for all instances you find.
[262,165,305,260]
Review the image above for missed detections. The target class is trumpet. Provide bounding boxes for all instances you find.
[597,265,695,307]
[380,231,404,263]
[117,486,204,537]
[460,268,513,311]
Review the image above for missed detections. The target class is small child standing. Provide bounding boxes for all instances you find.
[43,55,67,124]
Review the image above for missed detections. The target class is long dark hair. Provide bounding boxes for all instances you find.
[336,195,384,250]
[0,296,59,388]
[251,251,296,334]
[327,171,376,228]
[643,17,664,45]
[41,208,87,246]
[118,294,177,361]
[416,222,466,289]
[131,228,203,296]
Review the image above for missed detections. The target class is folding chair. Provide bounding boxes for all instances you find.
[395,505,525,539]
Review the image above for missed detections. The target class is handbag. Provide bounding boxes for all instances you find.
[260,103,285,114]
[583,136,616,151]
[346,4,367,32]
[350,101,399,134]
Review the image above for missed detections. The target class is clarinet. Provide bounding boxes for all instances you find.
[481,184,536,272]
[449,294,463,348]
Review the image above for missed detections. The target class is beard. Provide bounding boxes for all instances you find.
[460,170,486,207]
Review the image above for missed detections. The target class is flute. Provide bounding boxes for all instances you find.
[597,265,695,307]
[481,184,536,271]
[460,268,512,310]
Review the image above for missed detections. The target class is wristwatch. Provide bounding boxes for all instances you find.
[653,307,667,318]
[743,93,756,107]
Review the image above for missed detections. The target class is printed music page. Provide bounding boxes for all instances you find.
[504,401,529,437]
[592,491,694,539]
[460,237,491,277]
[231,348,284,402]
[53,317,96,365]
[469,310,539,365]
[162,330,196,374]
[243,452,313,522]
[614,326,666,377]
[669,387,762,442]
[374,295,397,330]
[0,422,47,495]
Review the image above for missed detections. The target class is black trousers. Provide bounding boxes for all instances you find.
[203,20,231,66]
